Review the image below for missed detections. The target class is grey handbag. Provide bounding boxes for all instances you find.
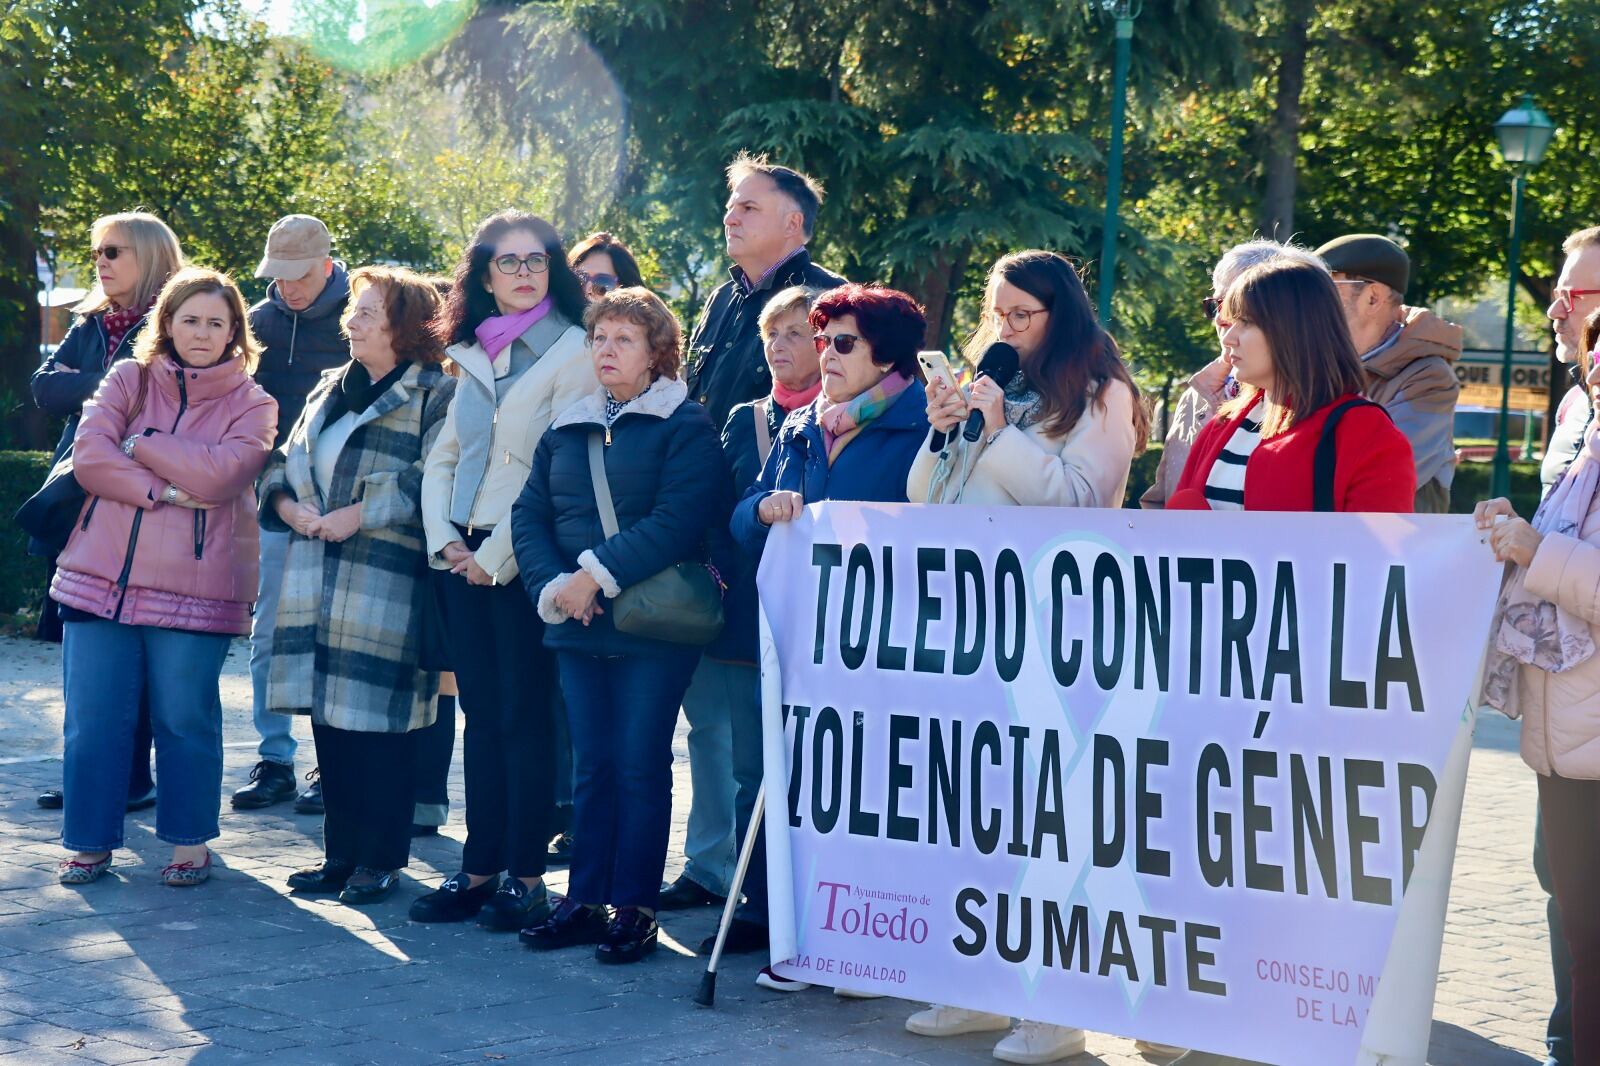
[586,430,724,645]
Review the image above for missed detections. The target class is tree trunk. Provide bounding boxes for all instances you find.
[0,198,50,450]
[1261,0,1312,239]
[893,246,969,353]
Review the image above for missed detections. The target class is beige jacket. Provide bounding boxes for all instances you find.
[1515,522,1600,779]
[908,379,1138,508]
[421,327,595,583]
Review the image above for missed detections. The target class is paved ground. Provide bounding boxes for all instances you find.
[0,635,1555,1065]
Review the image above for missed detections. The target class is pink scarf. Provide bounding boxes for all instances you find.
[474,297,551,363]
[772,378,822,413]
[1481,426,1600,714]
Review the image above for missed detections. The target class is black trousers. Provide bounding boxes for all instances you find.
[435,565,556,879]
[411,694,456,826]
[312,721,414,872]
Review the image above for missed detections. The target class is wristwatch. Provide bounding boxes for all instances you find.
[162,485,179,505]
[121,435,139,458]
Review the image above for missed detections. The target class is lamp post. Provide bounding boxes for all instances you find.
[1490,94,1555,498]
[1096,0,1141,327]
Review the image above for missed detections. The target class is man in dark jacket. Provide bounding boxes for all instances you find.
[685,153,846,432]
[231,215,350,811]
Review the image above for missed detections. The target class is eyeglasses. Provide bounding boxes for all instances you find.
[1554,287,1600,316]
[578,271,619,295]
[984,307,1048,332]
[492,252,550,275]
[1203,296,1222,321]
[814,332,862,355]
[92,244,132,261]
[1332,278,1372,289]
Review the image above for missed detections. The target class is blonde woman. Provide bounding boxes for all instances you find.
[52,268,276,887]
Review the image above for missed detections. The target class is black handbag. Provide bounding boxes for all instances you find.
[14,445,86,556]
[587,430,724,645]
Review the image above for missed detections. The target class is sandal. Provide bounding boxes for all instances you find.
[58,853,113,885]
[160,849,212,887]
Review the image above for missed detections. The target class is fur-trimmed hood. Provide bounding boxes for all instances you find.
[551,375,688,431]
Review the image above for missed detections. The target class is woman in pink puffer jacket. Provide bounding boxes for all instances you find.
[52,267,276,889]
[1477,345,1600,1066]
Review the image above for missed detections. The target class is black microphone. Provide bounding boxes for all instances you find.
[962,342,1020,443]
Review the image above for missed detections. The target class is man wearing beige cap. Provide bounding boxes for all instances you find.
[1316,233,1463,514]
[231,214,350,812]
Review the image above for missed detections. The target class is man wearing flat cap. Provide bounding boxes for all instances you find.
[230,214,351,813]
[1316,234,1463,513]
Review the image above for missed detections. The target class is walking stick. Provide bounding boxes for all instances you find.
[694,783,766,1008]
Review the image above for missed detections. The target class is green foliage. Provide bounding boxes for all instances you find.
[0,451,53,617]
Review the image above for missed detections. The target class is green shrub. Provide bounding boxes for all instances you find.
[0,451,53,616]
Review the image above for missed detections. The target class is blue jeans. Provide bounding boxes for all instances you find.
[248,527,297,767]
[557,648,700,909]
[62,619,230,851]
[679,658,743,895]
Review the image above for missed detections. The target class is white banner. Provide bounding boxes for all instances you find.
[756,504,1501,1066]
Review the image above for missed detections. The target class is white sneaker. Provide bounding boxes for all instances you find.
[993,1022,1088,1064]
[906,1003,1013,1036]
[1134,1041,1186,1059]
[756,965,810,992]
[832,986,885,999]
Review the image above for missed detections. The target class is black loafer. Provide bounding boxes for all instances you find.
[37,789,63,810]
[339,868,399,905]
[409,872,497,923]
[698,917,768,956]
[230,761,297,810]
[520,897,609,949]
[478,879,553,932]
[293,772,323,815]
[595,907,658,964]
[657,874,726,910]
[287,861,355,894]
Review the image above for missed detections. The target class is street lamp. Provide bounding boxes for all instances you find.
[1095,0,1141,328]
[1489,93,1555,498]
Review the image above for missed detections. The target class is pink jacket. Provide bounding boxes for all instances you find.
[1516,521,1600,779]
[52,355,277,635]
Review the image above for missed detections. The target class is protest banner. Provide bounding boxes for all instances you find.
[756,504,1502,1065]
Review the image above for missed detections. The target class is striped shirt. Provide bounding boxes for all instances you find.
[1204,415,1262,510]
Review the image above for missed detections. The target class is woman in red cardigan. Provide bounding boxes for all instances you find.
[1168,259,1415,513]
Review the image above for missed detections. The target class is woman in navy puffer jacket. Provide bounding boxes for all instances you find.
[510,287,731,966]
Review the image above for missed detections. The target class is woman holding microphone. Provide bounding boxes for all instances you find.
[904,250,1158,1063]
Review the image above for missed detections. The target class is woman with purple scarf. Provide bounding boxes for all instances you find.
[730,284,930,548]
[1476,332,1600,1066]
[411,212,596,930]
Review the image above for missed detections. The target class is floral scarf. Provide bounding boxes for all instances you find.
[817,371,913,464]
[1481,427,1600,714]
[102,302,148,368]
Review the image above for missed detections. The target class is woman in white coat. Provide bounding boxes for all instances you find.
[905,250,1167,1065]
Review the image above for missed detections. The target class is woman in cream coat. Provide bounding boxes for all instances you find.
[411,211,597,932]
[904,251,1168,1065]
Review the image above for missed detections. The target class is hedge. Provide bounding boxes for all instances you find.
[0,451,53,617]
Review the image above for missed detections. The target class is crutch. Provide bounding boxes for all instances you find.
[694,783,766,1007]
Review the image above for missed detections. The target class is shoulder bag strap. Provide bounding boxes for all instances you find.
[753,397,773,468]
[1313,398,1388,512]
[587,430,621,538]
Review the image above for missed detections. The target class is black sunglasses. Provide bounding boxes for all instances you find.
[578,271,619,294]
[814,332,862,355]
[1203,295,1222,321]
[93,244,131,261]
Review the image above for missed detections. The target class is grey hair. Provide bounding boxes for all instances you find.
[1211,238,1326,296]
[757,285,824,335]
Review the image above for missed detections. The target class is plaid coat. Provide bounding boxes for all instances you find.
[260,361,455,733]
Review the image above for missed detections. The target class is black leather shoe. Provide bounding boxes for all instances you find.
[520,897,609,949]
[657,874,725,910]
[409,872,497,922]
[231,761,297,810]
[479,879,553,932]
[546,830,573,867]
[124,785,157,812]
[595,907,658,964]
[293,771,323,815]
[698,917,768,956]
[37,789,63,810]
[287,861,355,894]
[339,868,399,905]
